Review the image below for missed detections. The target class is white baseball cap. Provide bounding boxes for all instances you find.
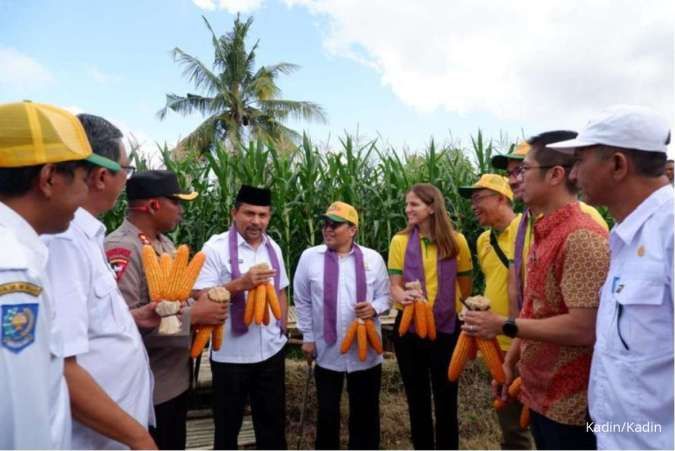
[547,105,670,154]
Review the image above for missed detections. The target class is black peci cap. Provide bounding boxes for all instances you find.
[235,184,271,206]
[126,170,198,201]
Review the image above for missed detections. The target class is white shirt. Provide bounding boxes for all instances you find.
[0,202,71,450]
[43,208,154,450]
[589,185,673,450]
[293,244,391,372]
[194,229,289,363]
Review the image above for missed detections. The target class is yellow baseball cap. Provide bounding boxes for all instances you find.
[0,101,120,170]
[322,201,358,226]
[459,173,513,201]
[491,141,531,170]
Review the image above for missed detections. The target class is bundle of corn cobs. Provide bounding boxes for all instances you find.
[243,263,282,326]
[191,286,230,358]
[141,244,206,334]
[447,295,505,384]
[340,317,383,361]
[398,280,437,340]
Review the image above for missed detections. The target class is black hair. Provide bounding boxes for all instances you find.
[0,160,87,197]
[77,113,123,163]
[528,130,579,194]
[598,146,667,178]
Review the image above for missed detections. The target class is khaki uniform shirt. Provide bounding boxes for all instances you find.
[105,219,192,405]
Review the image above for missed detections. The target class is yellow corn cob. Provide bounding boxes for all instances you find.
[365,319,383,354]
[448,331,475,382]
[166,244,189,300]
[191,327,212,359]
[508,376,523,398]
[140,245,162,302]
[211,325,223,351]
[266,283,282,320]
[254,284,266,325]
[357,320,368,361]
[176,251,206,301]
[477,338,506,384]
[158,253,173,299]
[244,289,255,326]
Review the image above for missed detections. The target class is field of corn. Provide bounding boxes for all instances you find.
[104,131,517,293]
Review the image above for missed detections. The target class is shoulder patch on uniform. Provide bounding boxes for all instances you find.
[0,282,42,297]
[2,303,38,353]
[106,247,131,282]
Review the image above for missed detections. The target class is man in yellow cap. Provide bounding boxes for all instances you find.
[294,201,390,449]
[105,170,228,450]
[459,175,531,449]
[0,101,112,448]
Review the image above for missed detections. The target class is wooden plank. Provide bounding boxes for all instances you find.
[186,415,255,450]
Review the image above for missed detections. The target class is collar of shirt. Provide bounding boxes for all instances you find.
[119,218,172,252]
[612,185,673,245]
[0,201,48,270]
[315,243,358,256]
[534,202,579,241]
[73,207,106,242]
[233,227,270,250]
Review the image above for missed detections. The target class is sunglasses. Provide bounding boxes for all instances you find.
[322,220,349,230]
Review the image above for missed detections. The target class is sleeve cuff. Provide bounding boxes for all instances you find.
[388,268,402,275]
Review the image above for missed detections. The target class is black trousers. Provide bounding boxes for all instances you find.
[314,364,382,450]
[211,348,287,450]
[530,409,596,450]
[393,311,460,450]
[149,390,188,450]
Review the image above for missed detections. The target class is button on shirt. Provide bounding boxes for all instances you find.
[293,244,391,372]
[589,185,674,450]
[194,229,289,364]
[0,202,71,450]
[43,208,154,450]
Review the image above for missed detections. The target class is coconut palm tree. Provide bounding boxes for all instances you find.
[158,15,326,153]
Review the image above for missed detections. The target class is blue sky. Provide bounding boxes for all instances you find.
[1,0,673,158]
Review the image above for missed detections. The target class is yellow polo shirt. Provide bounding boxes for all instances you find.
[476,214,522,351]
[388,231,473,313]
[521,201,609,280]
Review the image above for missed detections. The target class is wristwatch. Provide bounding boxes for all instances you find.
[502,316,518,338]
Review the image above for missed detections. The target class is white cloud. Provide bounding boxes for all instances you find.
[285,0,674,129]
[193,0,264,13]
[85,65,121,85]
[0,47,54,90]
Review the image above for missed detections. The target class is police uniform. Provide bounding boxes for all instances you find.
[0,202,71,449]
[104,170,198,450]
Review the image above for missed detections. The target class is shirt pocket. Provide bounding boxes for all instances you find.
[91,275,121,333]
[614,277,669,357]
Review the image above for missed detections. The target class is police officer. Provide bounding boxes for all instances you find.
[105,170,228,450]
[0,101,106,448]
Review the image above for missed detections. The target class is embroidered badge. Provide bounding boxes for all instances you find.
[2,303,39,353]
[138,233,151,246]
[106,247,132,281]
[0,282,42,298]
[637,245,645,257]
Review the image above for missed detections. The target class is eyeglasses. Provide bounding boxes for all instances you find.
[322,220,348,230]
[506,166,523,177]
[121,165,136,179]
[470,193,498,204]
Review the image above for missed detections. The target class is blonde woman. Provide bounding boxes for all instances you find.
[388,183,473,449]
